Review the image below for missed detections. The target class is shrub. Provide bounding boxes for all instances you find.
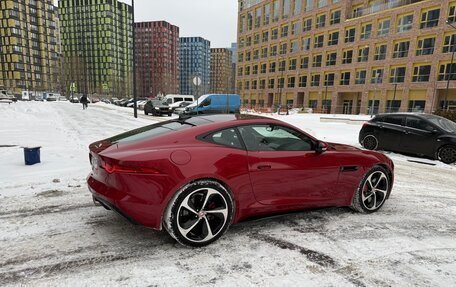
[433,110,456,122]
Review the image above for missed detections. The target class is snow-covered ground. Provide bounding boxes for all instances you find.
[1,101,455,286]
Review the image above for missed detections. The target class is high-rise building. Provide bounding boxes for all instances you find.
[179,37,210,97]
[59,0,133,98]
[210,48,233,94]
[135,21,179,98]
[0,0,60,96]
[237,0,456,113]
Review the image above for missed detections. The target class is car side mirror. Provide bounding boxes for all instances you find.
[315,141,328,154]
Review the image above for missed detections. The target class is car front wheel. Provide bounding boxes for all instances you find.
[438,145,456,164]
[352,166,390,213]
[362,134,378,150]
[164,180,234,247]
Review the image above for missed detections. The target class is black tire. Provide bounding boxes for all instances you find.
[352,166,390,213]
[163,180,234,247]
[438,145,456,164]
[144,110,148,115]
[362,134,379,150]
[168,113,172,117]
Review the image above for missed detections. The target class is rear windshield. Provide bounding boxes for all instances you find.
[109,121,193,144]
[425,115,456,132]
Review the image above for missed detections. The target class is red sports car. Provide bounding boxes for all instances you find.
[87,114,394,247]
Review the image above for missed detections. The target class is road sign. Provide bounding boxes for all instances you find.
[192,76,202,86]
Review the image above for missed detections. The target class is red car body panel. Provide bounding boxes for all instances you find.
[87,115,394,230]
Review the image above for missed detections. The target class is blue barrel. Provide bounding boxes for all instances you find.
[24,147,41,165]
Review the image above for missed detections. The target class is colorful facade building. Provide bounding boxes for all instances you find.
[59,0,133,98]
[210,48,233,94]
[0,0,60,96]
[237,0,456,113]
[179,37,211,97]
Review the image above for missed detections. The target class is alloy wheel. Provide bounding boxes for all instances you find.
[439,146,456,164]
[361,171,389,211]
[177,188,228,243]
[363,135,378,150]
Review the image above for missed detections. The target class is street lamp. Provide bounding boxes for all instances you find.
[324,75,328,114]
[370,71,380,118]
[445,20,456,111]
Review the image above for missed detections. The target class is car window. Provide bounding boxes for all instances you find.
[384,116,403,125]
[238,125,313,151]
[405,117,434,131]
[110,122,194,144]
[200,98,211,107]
[206,128,243,149]
[175,97,183,102]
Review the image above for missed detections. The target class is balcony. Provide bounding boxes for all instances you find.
[348,0,425,19]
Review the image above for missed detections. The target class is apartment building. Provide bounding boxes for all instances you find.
[179,37,211,97]
[210,48,233,94]
[135,21,179,98]
[237,0,456,113]
[0,0,59,96]
[59,0,133,98]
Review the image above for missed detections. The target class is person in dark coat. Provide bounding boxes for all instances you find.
[80,94,88,110]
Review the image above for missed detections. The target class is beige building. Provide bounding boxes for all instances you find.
[237,0,456,114]
[210,48,234,94]
[0,0,60,96]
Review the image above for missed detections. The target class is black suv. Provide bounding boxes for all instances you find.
[359,113,456,164]
[144,100,172,116]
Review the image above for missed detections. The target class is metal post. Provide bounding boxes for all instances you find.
[324,80,328,114]
[391,83,397,112]
[132,0,137,118]
[445,47,455,111]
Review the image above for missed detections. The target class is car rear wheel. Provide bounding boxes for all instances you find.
[362,134,378,150]
[144,110,148,115]
[438,145,456,164]
[352,166,390,213]
[164,180,234,247]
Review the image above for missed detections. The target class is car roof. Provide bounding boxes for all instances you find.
[178,114,283,128]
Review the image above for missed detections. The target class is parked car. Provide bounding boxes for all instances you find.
[144,99,172,116]
[359,113,456,164]
[88,114,394,247]
[46,94,57,101]
[170,101,192,114]
[185,94,241,115]
[163,94,195,105]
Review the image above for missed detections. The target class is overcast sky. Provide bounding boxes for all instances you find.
[56,0,238,48]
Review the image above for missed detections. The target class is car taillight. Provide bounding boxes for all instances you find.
[100,159,161,174]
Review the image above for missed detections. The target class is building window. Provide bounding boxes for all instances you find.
[340,72,350,85]
[302,37,311,51]
[412,64,431,82]
[273,0,279,22]
[268,78,275,88]
[260,79,266,89]
[269,62,276,73]
[377,19,390,36]
[328,31,339,46]
[255,8,262,28]
[443,34,456,53]
[300,56,309,69]
[357,46,369,62]
[278,77,284,88]
[262,31,269,42]
[245,66,251,76]
[324,73,335,86]
[254,34,260,44]
[270,45,277,56]
[355,70,366,84]
[253,65,259,75]
[330,10,341,25]
[279,59,286,71]
[290,40,298,53]
[287,76,296,88]
[371,68,384,84]
[292,21,301,35]
[289,58,297,70]
[449,3,456,23]
[397,14,413,33]
[311,74,320,86]
[253,50,259,60]
[272,28,278,40]
[299,75,307,87]
[312,54,323,67]
[374,44,387,60]
[316,13,326,28]
[294,0,301,16]
[318,0,328,8]
[281,25,289,37]
[416,37,435,56]
[314,34,324,48]
[393,41,410,58]
[420,8,440,29]
[438,62,456,81]
[264,4,271,25]
[326,52,337,66]
[282,0,291,19]
[342,49,353,64]
[360,23,372,40]
[345,27,355,43]
[390,66,406,83]
[262,47,268,58]
[279,43,288,54]
[303,18,312,31]
[261,63,267,73]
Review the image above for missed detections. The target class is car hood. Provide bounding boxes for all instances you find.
[327,142,361,151]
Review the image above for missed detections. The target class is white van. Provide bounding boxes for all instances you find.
[163,94,194,105]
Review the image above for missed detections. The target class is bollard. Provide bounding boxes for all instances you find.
[23,147,41,165]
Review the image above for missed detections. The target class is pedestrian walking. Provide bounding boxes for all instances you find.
[80,94,88,110]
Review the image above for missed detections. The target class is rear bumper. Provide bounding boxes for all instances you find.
[87,173,171,230]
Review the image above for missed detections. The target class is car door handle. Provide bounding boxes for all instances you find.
[257,165,272,170]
